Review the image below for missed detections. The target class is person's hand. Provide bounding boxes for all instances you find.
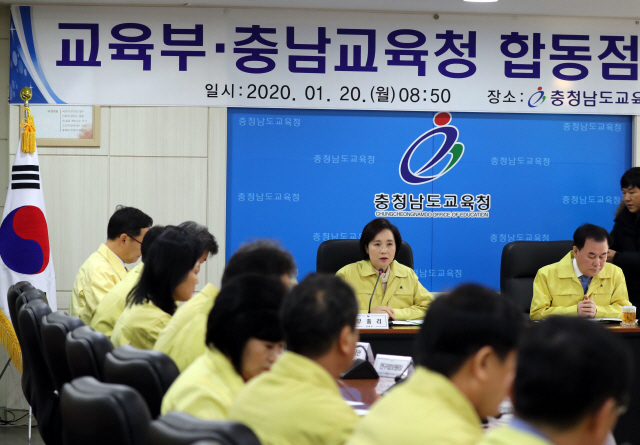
[372,306,395,319]
[607,249,616,262]
[577,296,597,318]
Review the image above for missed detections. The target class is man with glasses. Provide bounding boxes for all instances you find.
[70,205,152,324]
[478,316,631,445]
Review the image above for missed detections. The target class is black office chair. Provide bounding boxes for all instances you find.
[104,346,180,419]
[316,239,414,274]
[60,376,151,445]
[18,299,63,445]
[66,325,113,381]
[149,411,261,445]
[41,312,85,391]
[8,285,40,403]
[500,240,574,314]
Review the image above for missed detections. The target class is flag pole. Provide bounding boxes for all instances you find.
[0,87,33,375]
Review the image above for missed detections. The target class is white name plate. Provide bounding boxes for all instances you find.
[356,313,389,329]
[353,342,375,364]
[374,354,414,379]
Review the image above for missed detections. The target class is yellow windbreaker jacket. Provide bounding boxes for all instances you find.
[336,260,433,320]
[530,251,630,320]
[70,243,128,325]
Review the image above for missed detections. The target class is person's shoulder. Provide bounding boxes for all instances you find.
[604,261,625,277]
[336,260,366,275]
[391,261,414,276]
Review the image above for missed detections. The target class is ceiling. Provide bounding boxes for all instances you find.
[2,0,640,20]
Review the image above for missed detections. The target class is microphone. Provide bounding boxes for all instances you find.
[368,269,384,314]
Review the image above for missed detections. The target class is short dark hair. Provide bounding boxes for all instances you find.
[620,167,640,190]
[128,226,204,315]
[415,283,523,377]
[107,206,153,240]
[206,274,286,375]
[514,317,632,430]
[573,223,611,250]
[359,218,402,260]
[221,240,296,287]
[140,225,166,261]
[281,274,358,358]
[178,221,219,257]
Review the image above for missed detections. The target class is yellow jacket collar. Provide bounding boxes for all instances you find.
[205,347,245,389]
[199,283,219,300]
[98,243,128,280]
[557,251,612,279]
[271,351,340,394]
[357,260,408,278]
[413,367,481,427]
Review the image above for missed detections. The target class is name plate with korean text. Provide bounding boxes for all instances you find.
[354,342,375,364]
[356,313,389,329]
[374,354,414,379]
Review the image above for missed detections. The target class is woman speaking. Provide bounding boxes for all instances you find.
[336,218,433,321]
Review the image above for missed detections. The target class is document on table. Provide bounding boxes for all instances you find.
[391,320,424,326]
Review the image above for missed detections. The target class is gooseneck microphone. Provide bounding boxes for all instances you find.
[368,269,385,313]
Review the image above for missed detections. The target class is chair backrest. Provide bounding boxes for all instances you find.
[104,345,180,419]
[66,325,114,381]
[60,376,151,445]
[149,411,261,445]
[316,239,414,274]
[10,285,40,404]
[500,240,574,313]
[18,299,63,445]
[41,312,85,391]
[7,281,35,330]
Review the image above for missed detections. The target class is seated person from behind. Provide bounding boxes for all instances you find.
[478,317,631,445]
[336,218,433,320]
[91,225,166,338]
[346,284,523,445]
[70,205,152,324]
[111,226,203,349]
[161,274,286,419]
[530,223,630,320]
[155,239,296,372]
[230,274,360,445]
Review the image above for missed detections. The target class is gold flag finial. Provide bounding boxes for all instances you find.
[19,87,35,154]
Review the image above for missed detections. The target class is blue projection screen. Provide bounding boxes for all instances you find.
[227,109,631,292]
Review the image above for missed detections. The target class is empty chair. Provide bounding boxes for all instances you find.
[7,281,35,333]
[60,376,151,445]
[8,284,39,403]
[149,411,261,445]
[66,325,113,380]
[41,312,85,390]
[18,298,62,445]
[104,345,180,418]
[500,240,574,314]
[316,239,414,274]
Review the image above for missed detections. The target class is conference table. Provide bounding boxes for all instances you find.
[352,324,640,445]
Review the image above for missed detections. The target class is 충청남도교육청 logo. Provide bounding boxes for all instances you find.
[399,112,464,185]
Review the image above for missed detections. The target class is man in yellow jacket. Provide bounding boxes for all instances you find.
[70,206,152,325]
[478,317,631,445]
[91,225,166,337]
[230,274,360,445]
[530,224,631,320]
[155,240,296,372]
[346,284,524,445]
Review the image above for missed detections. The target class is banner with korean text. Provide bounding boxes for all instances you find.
[227,109,631,291]
[8,5,640,114]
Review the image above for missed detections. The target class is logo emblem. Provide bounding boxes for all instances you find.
[528,87,546,108]
[0,205,50,274]
[399,112,465,185]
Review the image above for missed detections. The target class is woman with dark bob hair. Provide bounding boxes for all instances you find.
[161,274,286,419]
[336,218,433,320]
[111,226,204,349]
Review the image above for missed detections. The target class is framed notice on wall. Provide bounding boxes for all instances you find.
[19,105,100,147]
